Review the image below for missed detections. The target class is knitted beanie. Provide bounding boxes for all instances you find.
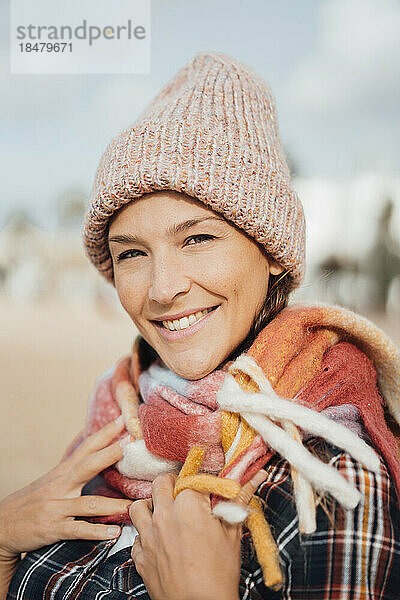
[83,51,306,290]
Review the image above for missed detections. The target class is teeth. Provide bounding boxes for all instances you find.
[161,307,215,331]
[180,317,190,329]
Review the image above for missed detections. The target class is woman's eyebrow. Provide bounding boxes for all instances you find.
[108,216,225,244]
[168,216,225,236]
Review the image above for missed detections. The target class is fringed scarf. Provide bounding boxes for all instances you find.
[76,304,400,591]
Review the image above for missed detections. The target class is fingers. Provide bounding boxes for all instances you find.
[60,430,85,463]
[61,495,132,518]
[129,499,153,537]
[131,533,142,563]
[236,470,268,505]
[249,469,268,489]
[151,473,175,513]
[69,418,125,463]
[222,517,243,539]
[62,519,122,541]
[69,439,125,487]
[173,487,212,513]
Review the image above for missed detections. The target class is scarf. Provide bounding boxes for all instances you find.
[76,304,400,590]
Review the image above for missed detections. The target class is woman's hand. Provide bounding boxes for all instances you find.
[129,473,242,600]
[0,418,132,560]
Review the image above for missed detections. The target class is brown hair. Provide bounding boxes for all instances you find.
[225,268,292,361]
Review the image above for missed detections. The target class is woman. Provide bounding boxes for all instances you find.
[2,51,400,599]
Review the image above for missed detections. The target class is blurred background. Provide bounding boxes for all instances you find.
[1,0,399,497]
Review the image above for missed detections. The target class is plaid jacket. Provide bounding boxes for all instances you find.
[7,441,400,600]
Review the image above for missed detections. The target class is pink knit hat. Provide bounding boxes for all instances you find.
[83,51,306,290]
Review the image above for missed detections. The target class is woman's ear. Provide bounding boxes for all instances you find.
[268,258,284,276]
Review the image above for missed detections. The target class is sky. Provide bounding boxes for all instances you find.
[1,0,400,230]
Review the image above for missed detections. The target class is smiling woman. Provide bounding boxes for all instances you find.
[3,51,400,600]
[108,191,284,380]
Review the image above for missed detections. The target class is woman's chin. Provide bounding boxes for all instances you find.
[168,363,214,380]
[161,354,222,380]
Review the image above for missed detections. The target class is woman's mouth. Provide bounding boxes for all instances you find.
[151,305,220,340]
[161,307,216,331]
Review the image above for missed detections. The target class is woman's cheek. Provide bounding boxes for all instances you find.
[197,251,237,286]
[115,273,144,318]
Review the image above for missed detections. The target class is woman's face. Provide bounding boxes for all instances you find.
[108,191,283,380]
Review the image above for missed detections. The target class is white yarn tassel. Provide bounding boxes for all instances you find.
[243,412,360,508]
[216,355,381,514]
[282,421,316,534]
[219,356,380,473]
[117,439,181,480]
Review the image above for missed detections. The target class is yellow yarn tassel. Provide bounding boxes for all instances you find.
[177,446,206,478]
[174,445,239,499]
[247,497,283,591]
[174,473,240,499]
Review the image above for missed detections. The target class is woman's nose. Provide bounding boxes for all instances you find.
[148,256,191,304]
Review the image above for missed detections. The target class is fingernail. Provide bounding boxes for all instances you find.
[249,469,268,488]
[114,415,124,426]
[119,434,131,448]
[107,526,120,537]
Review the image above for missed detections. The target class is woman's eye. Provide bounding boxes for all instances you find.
[185,234,215,246]
[116,249,145,262]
